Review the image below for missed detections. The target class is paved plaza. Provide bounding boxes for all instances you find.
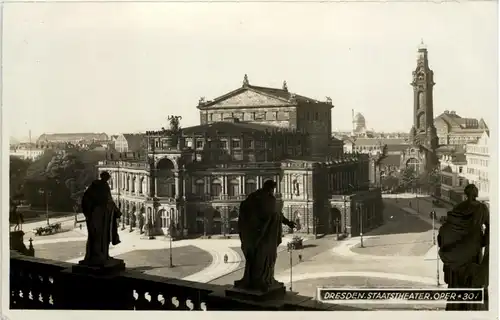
[20,193,448,310]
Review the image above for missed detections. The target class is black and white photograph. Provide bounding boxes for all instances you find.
[2,1,497,318]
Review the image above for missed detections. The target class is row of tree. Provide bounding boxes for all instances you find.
[381,166,441,194]
[10,149,107,212]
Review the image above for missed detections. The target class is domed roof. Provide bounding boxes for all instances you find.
[354,113,365,122]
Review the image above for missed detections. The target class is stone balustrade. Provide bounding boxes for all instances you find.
[10,251,360,311]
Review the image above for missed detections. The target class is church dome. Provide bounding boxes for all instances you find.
[353,113,366,132]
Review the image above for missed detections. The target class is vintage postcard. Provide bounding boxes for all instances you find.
[1,1,497,320]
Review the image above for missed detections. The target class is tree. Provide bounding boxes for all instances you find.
[418,167,441,195]
[10,156,32,199]
[24,149,107,211]
[374,144,388,185]
[382,175,399,191]
[400,166,417,190]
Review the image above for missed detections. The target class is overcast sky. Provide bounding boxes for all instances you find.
[2,2,497,140]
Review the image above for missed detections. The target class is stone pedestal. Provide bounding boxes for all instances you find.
[72,258,126,275]
[10,231,30,255]
[58,259,128,310]
[207,282,310,311]
[226,282,286,302]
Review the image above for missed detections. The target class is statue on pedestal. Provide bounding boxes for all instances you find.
[234,180,296,293]
[438,184,489,310]
[78,171,124,270]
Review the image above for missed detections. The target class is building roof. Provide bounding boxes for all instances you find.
[346,137,408,146]
[434,111,488,132]
[37,132,109,142]
[380,154,401,166]
[198,76,333,109]
[122,133,145,152]
[182,121,284,136]
[386,144,409,152]
[354,113,365,122]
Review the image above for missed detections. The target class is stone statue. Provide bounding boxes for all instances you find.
[438,184,489,310]
[79,171,123,268]
[235,180,296,292]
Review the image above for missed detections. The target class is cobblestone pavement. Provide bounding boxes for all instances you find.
[116,245,213,279]
[270,197,446,308]
[350,201,435,257]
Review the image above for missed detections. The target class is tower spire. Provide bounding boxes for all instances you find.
[418,39,427,50]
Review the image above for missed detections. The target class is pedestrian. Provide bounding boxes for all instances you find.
[409,201,412,208]
[224,254,228,264]
[79,223,82,230]
[298,253,303,262]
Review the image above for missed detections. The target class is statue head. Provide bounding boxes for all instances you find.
[263,180,277,195]
[100,171,111,182]
[464,184,478,201]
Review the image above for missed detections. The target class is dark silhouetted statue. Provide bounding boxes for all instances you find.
[79,171,124,269]
[235,180,296,293]
[438,184,489,310]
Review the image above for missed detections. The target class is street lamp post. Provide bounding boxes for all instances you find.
[288,243,293,291]
[168,212,173,268]
[431,210,440,286]
[203,217,207,237]
[358,204,364,248]
[335,218,340,240]
[342,196,348,236]
[38,188,51,225]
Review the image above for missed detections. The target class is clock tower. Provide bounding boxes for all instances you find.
[404,42,439,173]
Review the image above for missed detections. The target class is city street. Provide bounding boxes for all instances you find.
[18,193,448,310]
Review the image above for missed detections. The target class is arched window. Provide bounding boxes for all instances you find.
[131,176,136,193]
[159,209,167,228]
[228,179,239,197]
[195,179,205,195]
[406,158,420,176]
[211,179,222,196]
[157,158,175,197]
[245,178,256,194]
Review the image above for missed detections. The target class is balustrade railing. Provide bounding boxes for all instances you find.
[10,251,356,311]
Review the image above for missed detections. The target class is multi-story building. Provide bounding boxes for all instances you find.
[114,133,145,152]
[367,43,440,187]
[343,137,408,155]
[9,143,45,160]
[37,132,109,144]
[439,153,467,203]
[97,77,382,238]
[434,111,489,146]
[197,75,336,157]
[464,131,490,201]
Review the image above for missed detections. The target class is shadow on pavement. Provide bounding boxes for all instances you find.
[366,202,433,236]
[301,244,318,249]
[354,240,432,248]
[127,266,166,273]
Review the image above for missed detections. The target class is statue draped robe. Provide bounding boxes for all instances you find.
[236,189,292,291]
[438,200,489,310]
[81,179,121,266]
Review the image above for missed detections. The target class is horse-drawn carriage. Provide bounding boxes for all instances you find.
[34,223,62,236]
[287,235,304,250]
